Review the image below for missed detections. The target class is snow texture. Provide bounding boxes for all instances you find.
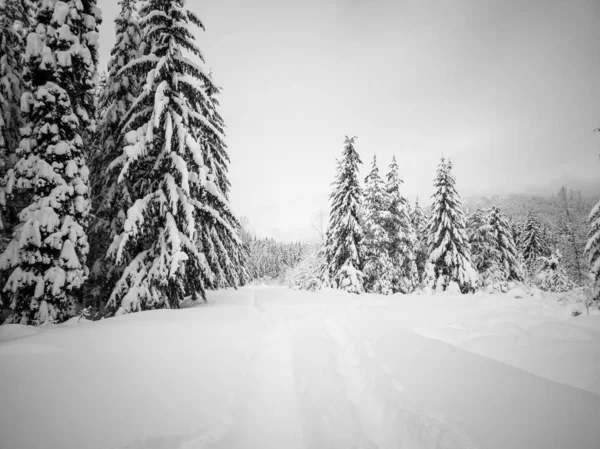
[1,286,600,449]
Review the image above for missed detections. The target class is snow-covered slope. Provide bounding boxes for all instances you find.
[1,287,599,449]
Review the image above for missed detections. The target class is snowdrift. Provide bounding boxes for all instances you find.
[1,287,599,449]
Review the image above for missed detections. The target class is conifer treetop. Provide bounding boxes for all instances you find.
[324,136,364,292]
[488,204,523,281]
[424,157,477,292]
[522,210,548,269]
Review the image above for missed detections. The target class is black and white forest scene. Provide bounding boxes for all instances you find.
[2,0,600,448]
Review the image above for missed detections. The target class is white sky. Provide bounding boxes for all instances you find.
[97,0,600,241]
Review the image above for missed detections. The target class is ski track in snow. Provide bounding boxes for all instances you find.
[151,291,480,449]
[4,287,600,449]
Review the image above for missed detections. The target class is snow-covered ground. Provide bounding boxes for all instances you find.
[1,287,600,449]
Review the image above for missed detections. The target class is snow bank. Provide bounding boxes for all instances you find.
[0,316,92,342]
[1,287,600,449]
[0,324,40,342]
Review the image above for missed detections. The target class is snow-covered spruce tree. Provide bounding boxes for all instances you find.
[536,249,576,293]
[0,0,101,324]
[410,197,428,282]
[521,211,548,272]
[106,0,243,314]
[324,136,364,293]
[540,224,553,257]
[0,0,30,167]
[488,205,523,282]
[511,221,522,253]
[196,77,249,290]
[0,0,32,245]
[361,155,394,294]
[202,79,231,199]
[424,158,477,293]
[467,207,506,290]
[385,156,418,293]
[87,0,142,307]
[586,197,600,300]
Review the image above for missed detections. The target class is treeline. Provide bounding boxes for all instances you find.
[0,0,247,325]
[242,236,308,283]
[284,136,599,299]
[466,188,590,286]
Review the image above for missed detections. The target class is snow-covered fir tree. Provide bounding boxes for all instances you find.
[541,224,553,256]
[0,0,32,246]
[384,156,418,293]
[324,136,364,293]
[196,77,249,290]
[467,207,505,290]
[586,197,600,299]
[536,249,575,293]
[87,0,142,307]
[511,221,522,253]
[424,158,477,293]
[106,0,245,314]
[521,211,548,272]
[410,197,428,282]
[361,155,394,294]
[488,205,523,282]
[0,0,101,324]
[0,0,30,167]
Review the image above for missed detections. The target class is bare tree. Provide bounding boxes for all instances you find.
[554,187,588,284]
[311,209,327,243]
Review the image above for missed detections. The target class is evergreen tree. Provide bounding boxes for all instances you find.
[202,80,231,198]
[410,197,428,282]
[385,156,418,293]
[87,0,142,308]
[423,158,476,293]
[467,207,505,290]
[536,249,576,293]
[540,224,553,257]
[511,221,522,253]
[488,205,523,282]
[106,0,241,314]
[0,0,101,324]
[586,197,600,299]
[0,0,30,168]
[0,0,32,249]
[196,77,249,290]
[361,155,393,294]
[521,211,547,272]
[324,136,364,293]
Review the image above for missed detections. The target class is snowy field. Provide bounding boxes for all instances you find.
[1,287,600,449]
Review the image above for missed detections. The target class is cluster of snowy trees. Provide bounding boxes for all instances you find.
[240,234,308,283]
[318,137,594,296]
[0,0,247,325]
[463,188,592,286]
[321,137,418,294]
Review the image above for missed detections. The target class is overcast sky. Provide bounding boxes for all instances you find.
[97,0,600,241]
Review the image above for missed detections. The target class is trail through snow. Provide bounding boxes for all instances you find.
[1,287,600,449]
